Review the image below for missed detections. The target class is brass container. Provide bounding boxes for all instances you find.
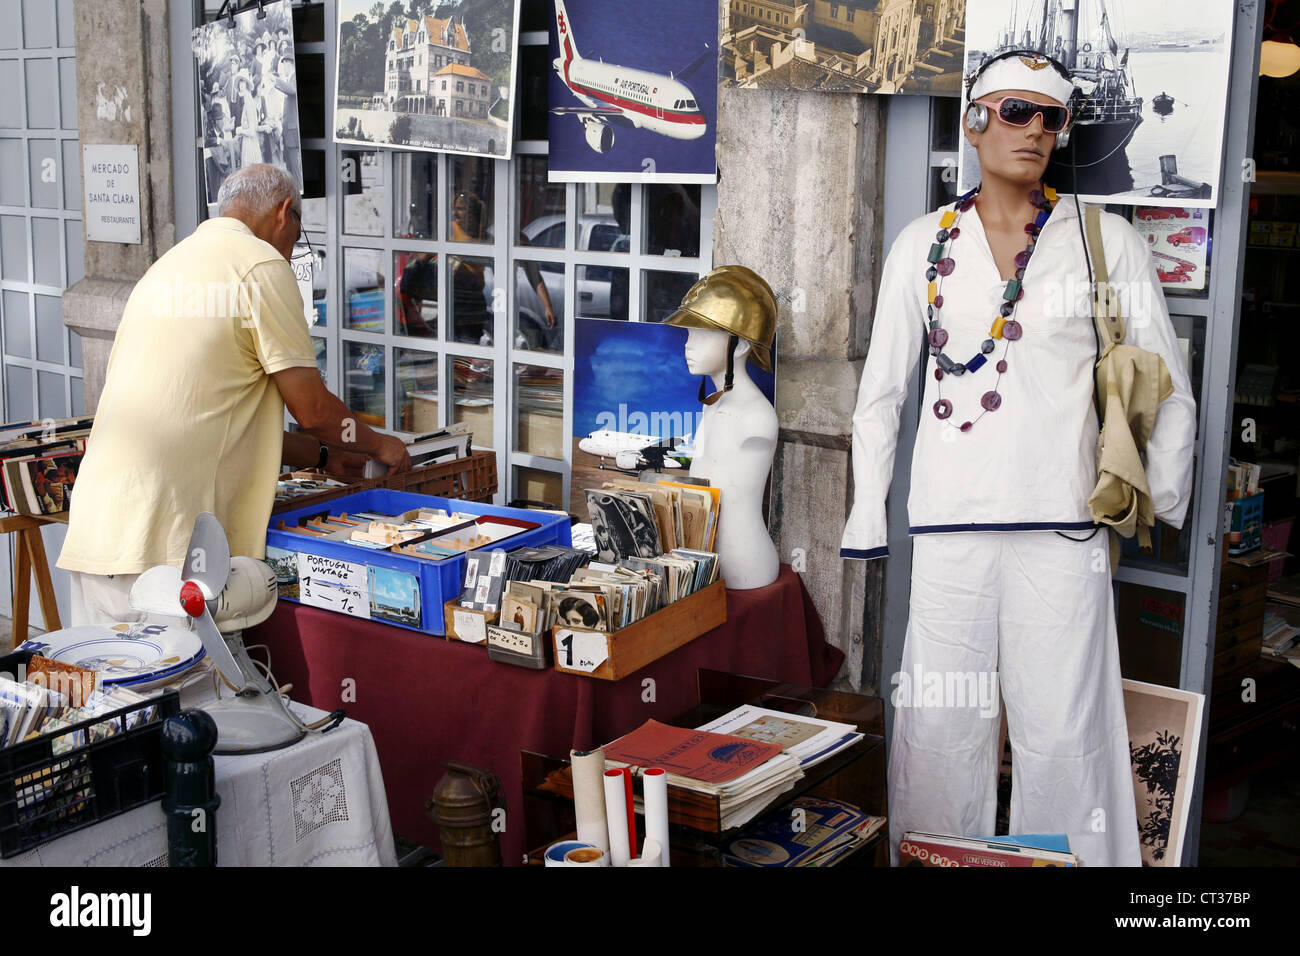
[425,761,503,867]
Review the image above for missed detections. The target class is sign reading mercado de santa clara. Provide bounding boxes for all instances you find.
[82,144,142,245]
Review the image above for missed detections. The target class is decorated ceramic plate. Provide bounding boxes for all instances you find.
[19,622,206,687]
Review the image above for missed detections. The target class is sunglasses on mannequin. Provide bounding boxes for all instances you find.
[975,96,1072,134]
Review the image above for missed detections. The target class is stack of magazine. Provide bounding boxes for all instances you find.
[0,416,93,518]
[362,422,473,479]
[722,797,886,867]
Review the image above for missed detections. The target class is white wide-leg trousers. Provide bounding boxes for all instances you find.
[887,531,1141,867]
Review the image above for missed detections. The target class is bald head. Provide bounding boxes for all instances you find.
[217,164,299,218]
[217,164,300,261]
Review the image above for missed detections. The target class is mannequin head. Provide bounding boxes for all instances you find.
[684,327,750,377]
[963,87,1060,189]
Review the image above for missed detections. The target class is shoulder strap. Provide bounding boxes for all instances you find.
[1084,204,1125,348]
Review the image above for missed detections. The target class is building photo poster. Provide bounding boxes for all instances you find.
[192,0,304,205]
[958,0,1233,207]
[335,0,521,158]
[721,0,967,95]
[547,0,718,184]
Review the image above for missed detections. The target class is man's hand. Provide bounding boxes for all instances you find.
[373,433,412,474]
[324,448,369,479]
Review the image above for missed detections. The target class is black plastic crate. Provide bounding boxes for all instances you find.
[0,649,181,858]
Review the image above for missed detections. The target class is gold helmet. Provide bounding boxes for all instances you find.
[665,265,776,372]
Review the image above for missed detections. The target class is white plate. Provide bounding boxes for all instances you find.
[20,622,206,686]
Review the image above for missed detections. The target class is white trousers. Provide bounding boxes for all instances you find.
[888,531,1141,867]
[68,571,146,627]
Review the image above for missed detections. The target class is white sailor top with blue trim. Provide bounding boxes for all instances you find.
[839,193,1197,561]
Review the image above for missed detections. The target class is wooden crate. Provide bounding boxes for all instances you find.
[551,579,727,681]
[271,451,497,515]
[382,450,497,503]
[443,600,496,645]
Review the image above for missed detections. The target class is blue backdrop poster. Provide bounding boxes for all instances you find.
[547,0,718,183]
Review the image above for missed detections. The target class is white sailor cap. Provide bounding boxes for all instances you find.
[968,52,1076,106]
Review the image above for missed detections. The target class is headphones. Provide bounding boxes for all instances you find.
[963,49,1079,150]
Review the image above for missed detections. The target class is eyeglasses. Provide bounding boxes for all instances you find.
[976,96,1071,134]
[289,206,315,262]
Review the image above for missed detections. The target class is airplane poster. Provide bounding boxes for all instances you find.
[547,0,718,184]
[570,317,775,516]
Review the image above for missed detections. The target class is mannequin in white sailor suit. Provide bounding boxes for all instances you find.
[840,52,1197,866]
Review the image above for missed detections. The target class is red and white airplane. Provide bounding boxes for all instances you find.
[552,0,707,154]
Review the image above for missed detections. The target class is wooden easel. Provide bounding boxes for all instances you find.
[0,514,62,649]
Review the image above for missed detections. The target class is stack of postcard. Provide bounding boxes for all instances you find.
[0,416,93,518]
[584,488,662,563]
[590,477,721,557]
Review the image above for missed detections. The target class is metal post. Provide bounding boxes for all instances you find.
[161,709,221,867]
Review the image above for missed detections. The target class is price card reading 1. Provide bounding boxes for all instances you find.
[554,629,609,673]
[297,553,371,619]
[452,609,488,644]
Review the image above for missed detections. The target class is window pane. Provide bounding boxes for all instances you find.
[309,246,326,326]
[342,150,386,237]
[343,247,385,332]
[452,356,494,448]
[514,364,564,459]
[643,270,698,323]
[516,44,550,141]
[343,340,386,427]
[577,184,630,251]
[514,259,562,352]
[930,95,961,152]
[312,336,327,381]
[450,255,493,344]
[577,266,627,320]
[517,155,565,248]
[644,184,701,257]
[394,347,439,433]
[514,465,563,509]
[448,156,493,243]
[394,250,438,338]
[393,152,437,239]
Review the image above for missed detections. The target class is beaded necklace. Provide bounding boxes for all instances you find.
[925,183,1057,432]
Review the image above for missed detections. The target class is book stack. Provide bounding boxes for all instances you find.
[602,718,804,831]
[0,416,93,518]
[1263,604,1300,667]
[696,704,864,771]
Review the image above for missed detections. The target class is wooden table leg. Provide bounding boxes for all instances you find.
[26,526,60,633]
[12,531,31,650]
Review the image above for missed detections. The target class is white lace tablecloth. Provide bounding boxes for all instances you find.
[1,698,398,867]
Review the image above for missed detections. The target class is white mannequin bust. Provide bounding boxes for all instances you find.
[684,327,780,590]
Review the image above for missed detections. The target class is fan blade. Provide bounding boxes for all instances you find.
[184,512,232,602]
[194,606,249,691]
[128,565,186,617]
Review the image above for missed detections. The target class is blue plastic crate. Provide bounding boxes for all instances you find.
[266,489,571,635]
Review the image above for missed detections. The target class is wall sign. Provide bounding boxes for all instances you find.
[82,144,142,244]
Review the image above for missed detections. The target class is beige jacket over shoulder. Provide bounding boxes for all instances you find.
[58,218,317,575]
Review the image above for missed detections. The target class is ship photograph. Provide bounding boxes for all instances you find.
[959,0,1234,207]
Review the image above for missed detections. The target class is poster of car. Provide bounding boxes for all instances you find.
[547,0,718,184]
[1130,205,1209,293]
[721,0,967,95]
[959,0,1233,207]
[570,317,775,516]
[334,0,520,158]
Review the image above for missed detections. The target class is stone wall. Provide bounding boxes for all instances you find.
[713,80,887,692]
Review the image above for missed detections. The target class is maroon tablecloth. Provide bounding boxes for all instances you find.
[246,564,843,864]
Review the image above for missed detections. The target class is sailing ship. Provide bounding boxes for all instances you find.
[984,0,1143,193]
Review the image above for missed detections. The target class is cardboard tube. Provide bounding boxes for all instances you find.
[545,840,591,868]
[571,748,610,855]
[642,768,671,867]
[603,769,631,866]
[563,846,609,867]
[627,838,661,867]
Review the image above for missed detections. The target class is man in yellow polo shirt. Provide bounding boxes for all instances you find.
[58,164,410,624]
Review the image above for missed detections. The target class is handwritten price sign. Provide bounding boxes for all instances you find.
[297,553,371,619]
[554,628,609,673]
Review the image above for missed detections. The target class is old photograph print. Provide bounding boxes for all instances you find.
[721,0,967,95]
[1122,679,1205,867]
[192,0,304,204]
[958,0,1233,207]
[335,0,521,158]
